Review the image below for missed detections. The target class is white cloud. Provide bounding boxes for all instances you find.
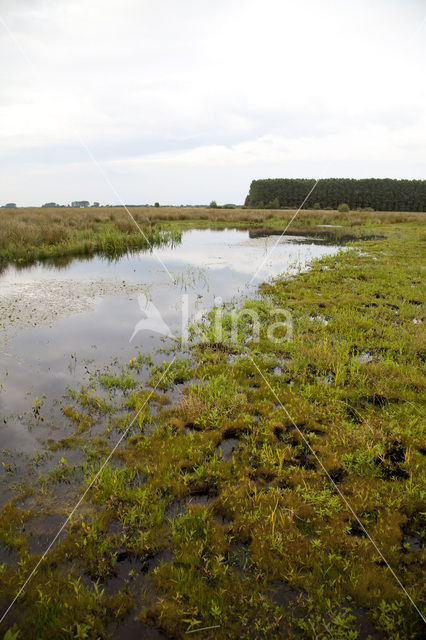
[0,0,425,205]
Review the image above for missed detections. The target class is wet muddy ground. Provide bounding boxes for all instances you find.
[2,224,422,639]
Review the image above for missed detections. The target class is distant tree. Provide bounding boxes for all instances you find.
[337,203,350,212]
[268,197,279,209]
[42,202,59,208]
[154,202,160,208]
[246,178,426,212]
[93,202,100,207]
[209,200,218,208]
[72,200,90,207]
[4,203,16,208]
[313,202,321,210]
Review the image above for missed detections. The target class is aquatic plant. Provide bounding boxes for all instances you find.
[0,216,425,638]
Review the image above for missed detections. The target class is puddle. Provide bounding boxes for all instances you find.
[106,519,123,537]
[213,512,232,526]
[183,421,202,435]
[403,534,422,551]
[102,552,148,597]
[355,351,375,364]
[109,618,169,640]
[227,352,246,364]
[310,314,330,325]
[0,228,344,460]
[227,542,251,576]
[0,541,17,567]
[165,493,216,520]
[347,604,384,639]
[26,513,65,554]
[147,547,174,570]
[249,228,384,246]
[0,277,153,338]
[270,581,307,609]
[374,440,408,480]
[215,438,239,462]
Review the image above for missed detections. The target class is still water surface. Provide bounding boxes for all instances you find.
[0,228,344,454]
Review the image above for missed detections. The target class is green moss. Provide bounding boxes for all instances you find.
[1,221,425,638]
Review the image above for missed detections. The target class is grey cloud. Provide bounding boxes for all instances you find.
[0,0,425,205]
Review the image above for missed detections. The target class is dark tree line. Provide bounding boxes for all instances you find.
[245,178,426,211]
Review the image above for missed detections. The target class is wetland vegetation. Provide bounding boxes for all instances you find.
[0,206,424,268]
[0,210,424,639]
[0,207,183,268]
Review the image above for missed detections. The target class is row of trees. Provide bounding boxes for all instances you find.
[245,178,426,211]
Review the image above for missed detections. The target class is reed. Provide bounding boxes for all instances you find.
[0,207,183,266]
[1,205,424,267]
[0,219,424,639]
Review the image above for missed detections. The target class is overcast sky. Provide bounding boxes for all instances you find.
[0,0,425,206]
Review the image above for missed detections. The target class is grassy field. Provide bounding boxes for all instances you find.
[0,213,425,638]
[0,207,186,267]
[0,206,424,268]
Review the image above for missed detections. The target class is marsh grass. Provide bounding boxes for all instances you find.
[0,222,425,638]
[0,208,182,267]
[1,206,424,268]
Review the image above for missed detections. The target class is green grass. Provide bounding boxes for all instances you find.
[0,209,182,267]
[1,206,424,268]
[0,220,425,638]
